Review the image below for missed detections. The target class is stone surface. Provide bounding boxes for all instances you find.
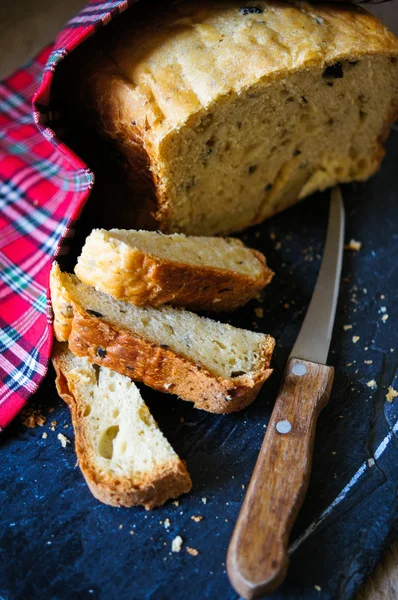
[1,130,397,600]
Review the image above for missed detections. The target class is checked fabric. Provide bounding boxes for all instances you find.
[0,0,138,430]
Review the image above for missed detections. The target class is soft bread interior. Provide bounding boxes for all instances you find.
[79,228,265,277]
[51,264,273,380]
[55,350,179,478]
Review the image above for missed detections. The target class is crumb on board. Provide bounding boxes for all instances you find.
[270,232,276,241]
[344,239,361,251]
[119,524,123,529]
[352,336,360,344]
[381,314,389,322]
[367,380,377,389]
[21,409,46,428]
[201,497,207,504]
[164,518,171,529]
[386,387,398,403]
[42,432,48,439]
[314,585,322,592]
[368,458,375,467]
[130,531,134,535]
[255,307,263,318]
[343,325,352,331]
[57,433,70,447]
[51,421,57,427]
[364,360,373,365]
[191,516,203,523]
[275,241,282,251]
[283,303,290,309]
[171,536,183,553]
[186,547,199,556]
[173,501,179,507]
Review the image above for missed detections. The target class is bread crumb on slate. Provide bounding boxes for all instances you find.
[201,497,207,504]
[364,360,373,365]
[368,458,375,467]
[255,307,263,318]
[164,518,171,529]
[367,380,377,389]
[191,516,203,522]
[352,336,360,344]
[171,536,183,552]
[187,547,199,556]
[343,325,352,331]
[57,433,70,447]
[283,303,290,309]
[130,531,134,535]
[42,432,48,439]
[386,387,398,403]
[314,585,322,592]
[21,409,46,428]
[344,239,361,251]
[173,501,179,507]
[381,314,389,322]
[51,420,57,427]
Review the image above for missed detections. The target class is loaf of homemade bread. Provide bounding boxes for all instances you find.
[53,345,192,509]
[75,229,273,311]
[71,0,398,235]
[50,263,275,413]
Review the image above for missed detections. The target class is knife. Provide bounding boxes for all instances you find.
[227,187,345,600]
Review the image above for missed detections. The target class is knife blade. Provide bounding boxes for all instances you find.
[290,186,345,364]
[227,187,345,600]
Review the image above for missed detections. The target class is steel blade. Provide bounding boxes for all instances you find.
[290,187,345,364]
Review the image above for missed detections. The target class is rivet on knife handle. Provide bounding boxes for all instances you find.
[227,358,334,599]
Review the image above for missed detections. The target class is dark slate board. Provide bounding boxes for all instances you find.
[1,129,397,600]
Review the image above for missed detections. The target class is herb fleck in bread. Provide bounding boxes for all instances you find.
[53,345,192,509]
[75,229,273,311]
[69,0,398,235]
[50,263,275,413]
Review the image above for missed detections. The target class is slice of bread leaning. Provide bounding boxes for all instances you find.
[75,228,274,311]
[52,344,192,509]
[50,263,275,413]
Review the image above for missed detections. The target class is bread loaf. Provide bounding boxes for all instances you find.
[75,228,273,311]
[52,345,192,509]
[50,263,275,413]
[72,0,398,235]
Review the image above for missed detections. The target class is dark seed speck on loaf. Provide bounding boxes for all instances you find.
[239,7,263,15]
[96,347,107,359]
[323,62,344,79]
[87,309,103,318]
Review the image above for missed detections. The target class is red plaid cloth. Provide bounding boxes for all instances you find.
[0,1,137,430]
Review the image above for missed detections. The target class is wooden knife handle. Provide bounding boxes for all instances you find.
[227,357,334,599]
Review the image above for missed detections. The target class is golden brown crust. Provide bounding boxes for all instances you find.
[67,307,274,414]
[52,347,192,509]
[75,236,274,312]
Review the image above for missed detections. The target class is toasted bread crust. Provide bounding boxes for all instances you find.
[53,348,192,509]
[75,236,274,311]
[67,307,274,413]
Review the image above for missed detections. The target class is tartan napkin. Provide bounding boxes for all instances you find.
[0,0,138,430]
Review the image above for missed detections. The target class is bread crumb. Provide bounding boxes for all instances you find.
[187,547,199,556]
[21,409,46,428]
[173,501,179,507]
[345,239,361,251]
[57,433,70,447]
[49,407,55,413]
[130,531,134,535]
[352,336,360,344]
[164,518,171,529]
[368,458,375,467]
[119,524,123,529]
[270,232,276,240]
[386,387,398,403]
[191,516,203,523]
[343,325,352,331]
[381,314,389,322]
[171,536,183,552]
[51,420,57,427]
[275,242,281,251]
[255,307,263,318]
[367,380,377,389]
[283,303,290,309]
[364,360,373,365]
[201,497,207,504]
[314,585,322,592]
[42,432,48,439]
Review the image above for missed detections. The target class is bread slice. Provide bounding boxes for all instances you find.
[64,1,398,235]
[75,228,274,311]
[50,263,275,413]
[52,344,192,509]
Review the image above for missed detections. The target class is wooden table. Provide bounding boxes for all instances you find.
[0,1,397,598]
